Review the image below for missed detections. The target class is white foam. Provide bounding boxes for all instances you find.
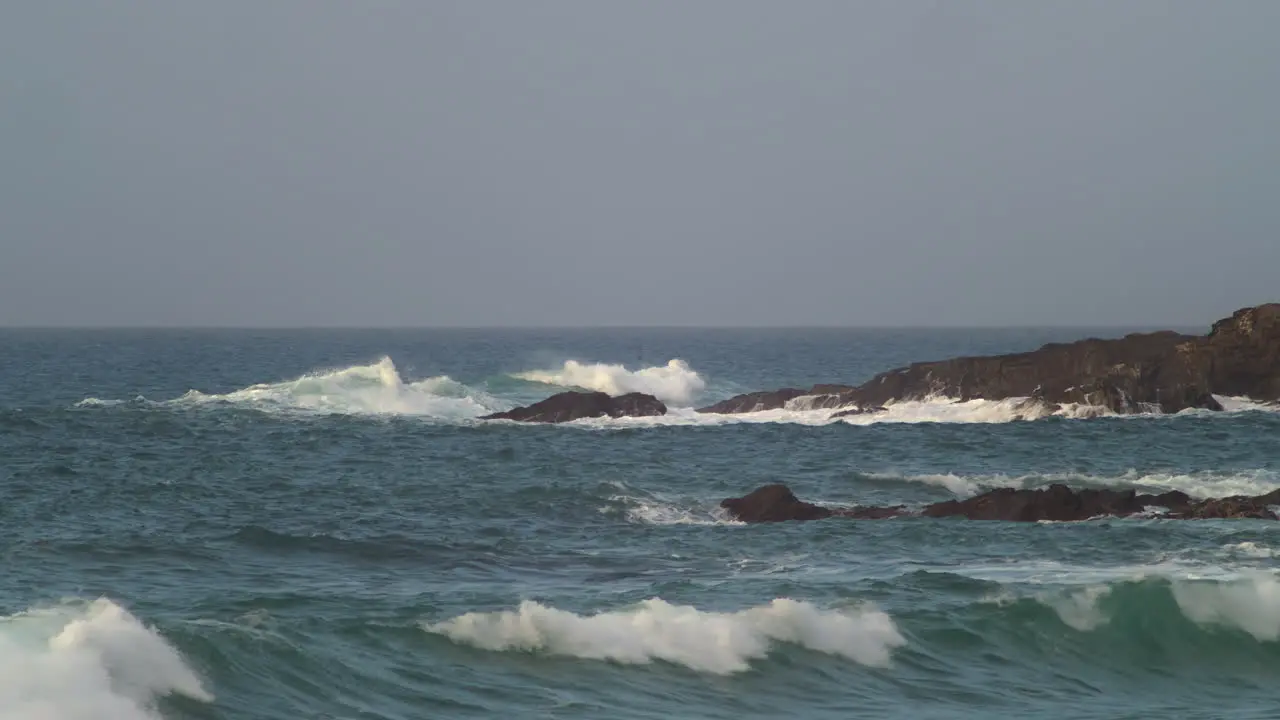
[865,469,1280,500]
[1224,542,1278,559]
[1041,586,1112,631]
[0,598,212,720]
[864,472,1005,497]
[551,396,1105,429]
[545,391,1277,428]
[74,398,126,408]
[512,359,706,406]
[1172,573,1280,641]
[604,493,743,526]
[423,598,904,674]
[953,558,1251,587]
[840,398,1100,425]
[1212,395,1279,413]
[175,357,499,417]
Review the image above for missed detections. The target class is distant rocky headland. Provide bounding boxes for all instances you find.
[485,303,1280,423]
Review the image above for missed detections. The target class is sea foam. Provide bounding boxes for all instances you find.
[178,357,499,417]
[601,487,744,526]
[0,598,212,720]
[423,598,904,674]
[511,359,706,406]
[1172,573,1280,641]
[865,469,1280,500]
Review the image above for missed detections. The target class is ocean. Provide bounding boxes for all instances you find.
[3,327,1279,720]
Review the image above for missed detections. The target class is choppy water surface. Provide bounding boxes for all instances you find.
[3,328,1279,719]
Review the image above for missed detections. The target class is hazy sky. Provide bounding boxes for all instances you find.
[3,1,1278,327]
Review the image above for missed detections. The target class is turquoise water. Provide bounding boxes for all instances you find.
[3,328,1279,720]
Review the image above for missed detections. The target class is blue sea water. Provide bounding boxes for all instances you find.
[3,327,1280,720]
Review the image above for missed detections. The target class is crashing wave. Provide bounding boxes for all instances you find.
[511,359,706,406]
[0,597,212,720]
[102,357,502,417]
[422,597,904,674]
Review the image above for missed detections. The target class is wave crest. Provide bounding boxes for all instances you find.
[0,597,211,720]
[512,359,706,406]
[423,598,904,674]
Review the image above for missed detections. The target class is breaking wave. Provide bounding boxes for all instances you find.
[1023,573,1280,641]
[865,469,1280,499]
[0,597,212,720]
[81,358,504,417]
[511,359,706,406]
[422,598,904,674]
[179,357,500,416]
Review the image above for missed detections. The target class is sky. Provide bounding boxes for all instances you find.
[2,1,1278,328]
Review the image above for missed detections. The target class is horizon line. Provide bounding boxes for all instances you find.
[0,322,1209,331]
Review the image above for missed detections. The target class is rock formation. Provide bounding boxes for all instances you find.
[719,484,1280,523]
[483,391,667,423]
[719,484,833,522]
[699,304,1280,417]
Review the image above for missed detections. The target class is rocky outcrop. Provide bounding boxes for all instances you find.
[482,391,667,423]
[921,484,1175,522]
[1196,304,1280,402]
[697,387,858,414]
[699,304,1280,417]
[720,484,1280,523]
[719,484,833,522]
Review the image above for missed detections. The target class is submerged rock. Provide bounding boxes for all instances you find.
[719,484,1279,523]
[700,303,1280,417]
[483,391,667,423]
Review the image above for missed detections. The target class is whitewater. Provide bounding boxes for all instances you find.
[7,325,1280,719]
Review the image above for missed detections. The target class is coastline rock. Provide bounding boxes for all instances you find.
[482,391,666,423]
[698,389,806,414]
[718,484,1279,523]
[699,304,1280,416]
[696,385,862,414]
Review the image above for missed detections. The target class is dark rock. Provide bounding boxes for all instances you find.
[830,405,886,419]
[697,385,861,414]
[1197,304,1280,403]
[921,485,1150,522]
[838,505,907,519]
[720,483,1279,524]
[698,389,807,414]
[701,304,1280,416]
[1142,490,1194,511]
[483,391,666,423]
[1172,492,1280,520]
[719,484,833,523]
